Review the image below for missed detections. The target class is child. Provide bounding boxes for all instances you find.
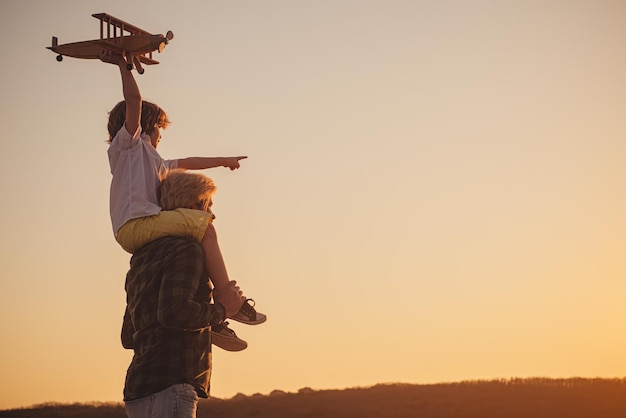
[101,51,265,343]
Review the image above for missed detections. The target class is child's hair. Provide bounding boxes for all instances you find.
[160,169,217,213]
[107,100,171,142]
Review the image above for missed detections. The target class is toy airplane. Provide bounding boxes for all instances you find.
[46,13,173,74]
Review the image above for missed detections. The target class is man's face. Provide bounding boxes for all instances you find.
[199,198,216,221]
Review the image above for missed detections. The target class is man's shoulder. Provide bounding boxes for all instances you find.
[135,236,202,258]
[142,235,200,249]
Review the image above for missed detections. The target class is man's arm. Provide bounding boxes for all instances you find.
[100,51,141,135]
[177,156,247,171]
[121,307,134,349]
[157,240,226,330]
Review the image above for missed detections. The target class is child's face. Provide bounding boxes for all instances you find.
[149,126,162,148]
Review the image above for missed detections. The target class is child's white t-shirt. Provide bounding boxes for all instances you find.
[108,125,178,235]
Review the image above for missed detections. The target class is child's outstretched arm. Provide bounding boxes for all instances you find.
[178,156,248,171]
[100,51,141,135]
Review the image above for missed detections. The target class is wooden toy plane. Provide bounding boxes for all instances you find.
[46,13,173,74]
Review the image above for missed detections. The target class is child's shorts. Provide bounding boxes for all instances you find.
[116,208,213,254]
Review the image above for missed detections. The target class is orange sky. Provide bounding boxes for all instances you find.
[2,0,626,410]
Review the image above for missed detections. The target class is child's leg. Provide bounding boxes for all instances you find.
[202,222,266,325]
[201,223,230,290]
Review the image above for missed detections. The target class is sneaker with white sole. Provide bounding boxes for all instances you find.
[211,322,247,351]
[231,299,267,325]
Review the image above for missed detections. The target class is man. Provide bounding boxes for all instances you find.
[121,170,245,418]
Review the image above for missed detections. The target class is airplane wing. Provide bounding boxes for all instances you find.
[137,55,160,65]
[96,39,161,64]
[46,38,121,60]
[94,39,124,53]
[92,13,151,37]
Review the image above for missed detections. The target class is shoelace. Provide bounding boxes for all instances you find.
[214,321,236,336]
[240,299,256,316]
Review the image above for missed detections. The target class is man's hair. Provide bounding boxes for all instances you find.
[107,100,171,142]
[160,169,217,212]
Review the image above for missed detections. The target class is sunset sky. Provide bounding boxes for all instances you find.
[2,0,626,410]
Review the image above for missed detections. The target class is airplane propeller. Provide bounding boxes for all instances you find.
[158,31,174,53]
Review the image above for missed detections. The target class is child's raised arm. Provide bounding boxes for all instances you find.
[177,156,248,171]
[100,51,141,135]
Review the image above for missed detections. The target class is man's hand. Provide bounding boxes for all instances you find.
[223,156,248,171]
[213,280,245,318]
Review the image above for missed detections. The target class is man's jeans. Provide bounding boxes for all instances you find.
[125,383,199,418]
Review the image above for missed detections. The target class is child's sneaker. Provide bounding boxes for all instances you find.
[231,299,267,325]
[211,322,247,351]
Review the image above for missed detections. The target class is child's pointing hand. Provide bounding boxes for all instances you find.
[223,156,248,170]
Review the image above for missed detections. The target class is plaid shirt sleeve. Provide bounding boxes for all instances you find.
[157,240,224,330]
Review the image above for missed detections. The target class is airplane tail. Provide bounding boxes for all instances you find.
[51,36,58,48]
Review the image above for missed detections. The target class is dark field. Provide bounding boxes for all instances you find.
[3,378,626,418]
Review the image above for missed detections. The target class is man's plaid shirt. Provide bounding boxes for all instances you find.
[121,236,226,401]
